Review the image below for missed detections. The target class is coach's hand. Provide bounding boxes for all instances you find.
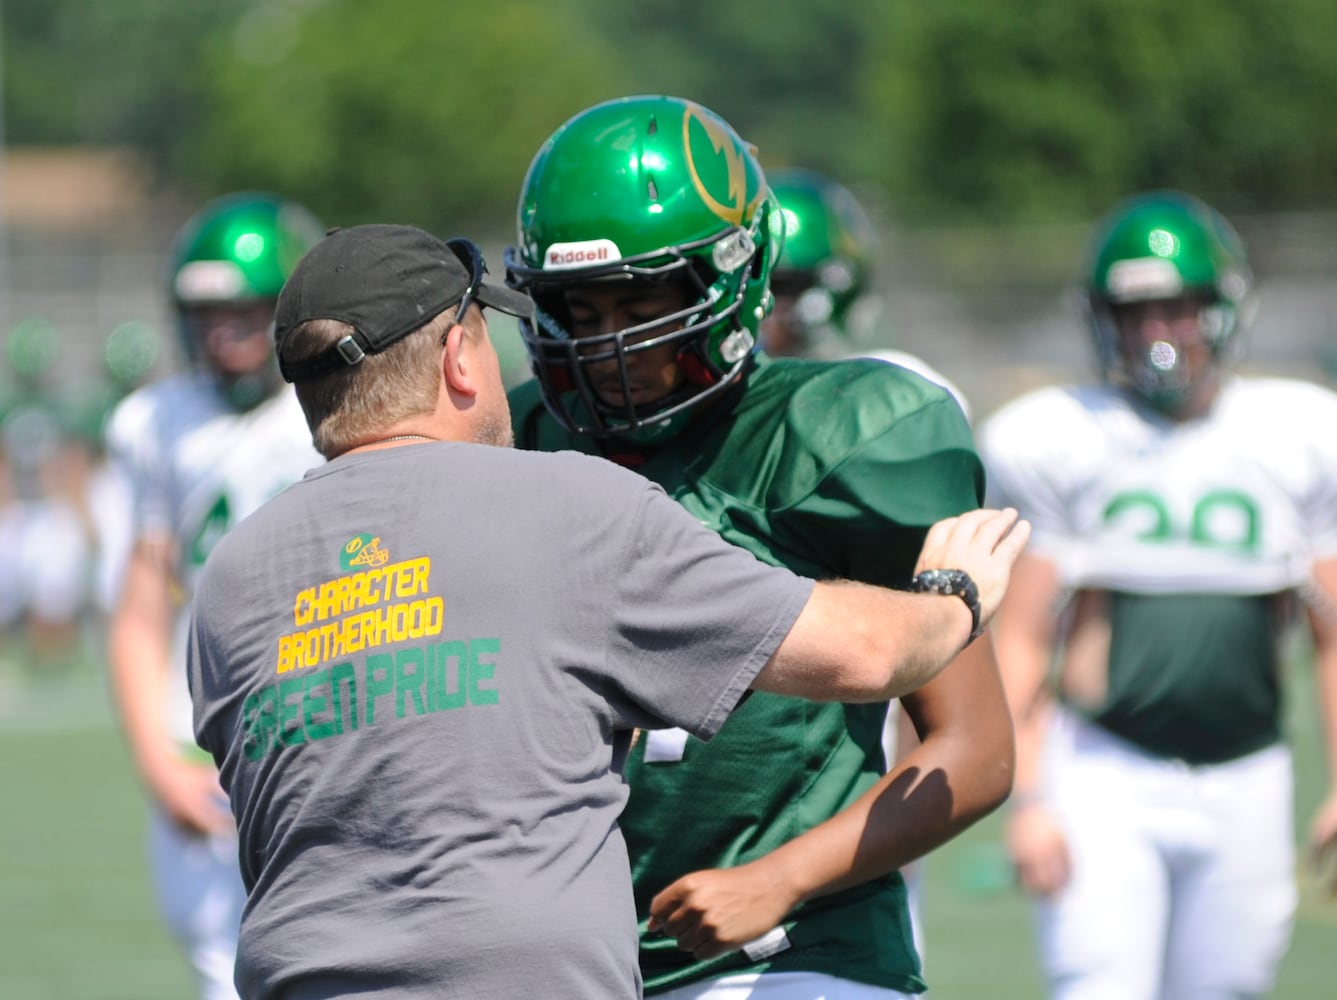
[915,507,1031,634]
[648,858,799,961]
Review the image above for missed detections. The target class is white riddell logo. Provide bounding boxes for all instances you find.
[544,239,622,270]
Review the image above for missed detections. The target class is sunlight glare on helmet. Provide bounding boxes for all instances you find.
[640,152,668,171]
[234,232,266,262]
[1148,228,1179,258]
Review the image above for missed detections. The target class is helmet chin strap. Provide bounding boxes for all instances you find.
[675,347,718,387]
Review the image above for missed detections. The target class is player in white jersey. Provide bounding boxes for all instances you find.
[106,192,325,1000]
[979,190,1337,1000]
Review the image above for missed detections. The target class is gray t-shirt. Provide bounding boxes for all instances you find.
[189,442,813,1000]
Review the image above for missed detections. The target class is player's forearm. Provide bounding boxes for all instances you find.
[752,642,1014,905]
[752,727,1011,906]
[109,616,175,777]
[107,543,177,787]
[1306,561,1337,789]
[1315,642,1337,792]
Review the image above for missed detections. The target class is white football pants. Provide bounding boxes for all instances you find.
[1034,709,1296,1000]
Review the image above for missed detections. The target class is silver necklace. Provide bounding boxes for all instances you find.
[370,433,435,445]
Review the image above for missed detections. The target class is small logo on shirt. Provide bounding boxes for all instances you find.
[341,534,389,570]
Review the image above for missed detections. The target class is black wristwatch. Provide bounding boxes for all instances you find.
[909,568,983,644]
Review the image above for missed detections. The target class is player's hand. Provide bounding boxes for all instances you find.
[147,755,234,838]
[1308,790,1337,897]
[1007,799,1071,897]
[648,860,800,961]
[915,507,1031,632]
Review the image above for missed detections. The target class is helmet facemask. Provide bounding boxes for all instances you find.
[506,95,780,444]
[1089,292,1236,414]
[510,221,768,442]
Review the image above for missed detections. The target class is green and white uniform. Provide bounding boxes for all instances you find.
[982,377,1337,763]
[979,375,1337,999]
[513,354,983,995]
[105,373,321,1000]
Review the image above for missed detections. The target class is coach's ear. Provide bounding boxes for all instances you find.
[440,318,482,400]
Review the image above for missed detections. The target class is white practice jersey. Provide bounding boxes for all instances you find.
[105,375,322,744]
[979,376,1337,596]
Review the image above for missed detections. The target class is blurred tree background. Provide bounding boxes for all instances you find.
[3,0,1336,407]
[9,0,1337,227]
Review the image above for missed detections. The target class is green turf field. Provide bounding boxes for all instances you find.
[1,645,1331,999]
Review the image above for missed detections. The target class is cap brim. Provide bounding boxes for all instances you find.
[476,281,534,320]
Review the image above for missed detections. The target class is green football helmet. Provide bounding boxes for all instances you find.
[6,317,61,387]
[104,320,162,389]
[764,168,877,353]
[1085,190,1253,412]
[505,95,782,441]
[169,191,324,409]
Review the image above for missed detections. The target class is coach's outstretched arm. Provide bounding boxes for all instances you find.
[754,508,1029,703]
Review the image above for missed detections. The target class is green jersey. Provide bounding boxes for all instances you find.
[511,355,983,994]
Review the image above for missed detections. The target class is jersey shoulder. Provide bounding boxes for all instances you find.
[1220,374,1337,428]
[746,356,973,459]
[106,372,226,437]
[855,349,972,422]
[979,383,1120,460]
[706,357,982,525]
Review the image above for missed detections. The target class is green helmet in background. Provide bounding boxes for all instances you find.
[764,168,877,353]
[505,95,782,441]
[169,191,324,408]
[104,319,162,390]
[1085,190,1254,411]
[6,316,61,388]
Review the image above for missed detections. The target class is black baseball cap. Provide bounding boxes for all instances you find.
[274,223,533,382]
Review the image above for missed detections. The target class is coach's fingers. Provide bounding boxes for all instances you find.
[914,509,1031,629]
[915,508,1022,572]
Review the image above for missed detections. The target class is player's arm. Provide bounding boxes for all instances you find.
[752,508,1029,703]
[651,635,1012,958]
[993,549,1071,896]
[1305,554,1337,894]
[108,534,232,836]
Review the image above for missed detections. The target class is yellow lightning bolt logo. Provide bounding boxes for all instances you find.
[682,101,764,226]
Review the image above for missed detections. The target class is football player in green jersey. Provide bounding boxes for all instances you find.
[506,95,1014,999]
[980,191,1337,999]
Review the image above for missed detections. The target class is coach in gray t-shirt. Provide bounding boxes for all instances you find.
[188,224,1028,999]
